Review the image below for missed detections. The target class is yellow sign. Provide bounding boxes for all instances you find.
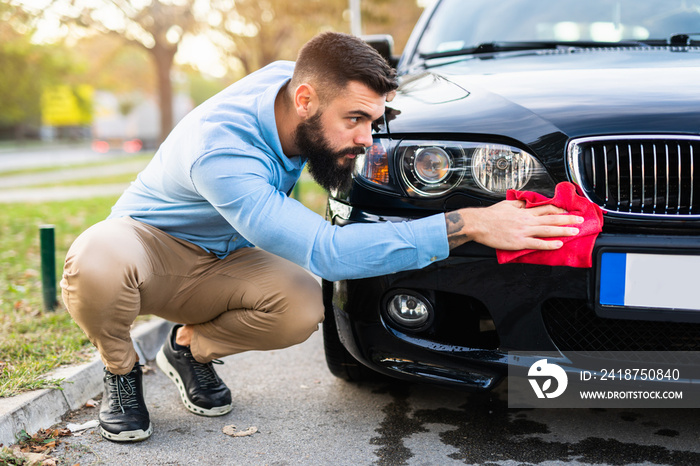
[41,84,94,126]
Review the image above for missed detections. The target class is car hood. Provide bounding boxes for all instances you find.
[387,48,700,145]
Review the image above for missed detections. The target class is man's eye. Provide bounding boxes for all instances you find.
[349,117,360,124]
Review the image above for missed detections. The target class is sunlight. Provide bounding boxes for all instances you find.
[176,34,228,78]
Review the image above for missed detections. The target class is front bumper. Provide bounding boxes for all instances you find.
[329,216,700,389]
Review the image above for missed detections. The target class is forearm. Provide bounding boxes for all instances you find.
[444,201,583,251]
[445,211,474,249]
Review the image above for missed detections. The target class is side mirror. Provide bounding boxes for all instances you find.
[362,34,398,68]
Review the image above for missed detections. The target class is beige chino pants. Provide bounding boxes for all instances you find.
[61,217,324,375]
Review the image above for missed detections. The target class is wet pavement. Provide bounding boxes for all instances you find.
[50,330,700,466]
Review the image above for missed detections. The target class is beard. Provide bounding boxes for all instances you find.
[293,113,365,192]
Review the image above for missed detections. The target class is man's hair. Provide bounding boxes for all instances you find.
[291,32,398,103]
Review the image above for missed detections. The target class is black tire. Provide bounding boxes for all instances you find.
[322,280,381,382]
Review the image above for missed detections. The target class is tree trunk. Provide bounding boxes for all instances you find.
[14,123,27,143]
[151,44,177,145]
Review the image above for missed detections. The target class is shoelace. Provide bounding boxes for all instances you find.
[185,353,224,389]
[105,372,140,413]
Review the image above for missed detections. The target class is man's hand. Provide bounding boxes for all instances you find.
[445,200,584,250]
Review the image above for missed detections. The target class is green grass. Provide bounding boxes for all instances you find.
[0,163,328,397]
[0,196,120,397]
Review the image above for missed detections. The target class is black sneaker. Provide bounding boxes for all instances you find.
[156,325,232,416]
[99,364,153,442]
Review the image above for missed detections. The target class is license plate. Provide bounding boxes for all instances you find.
[599,252,700,311]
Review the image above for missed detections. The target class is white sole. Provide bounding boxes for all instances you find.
[156,348,232,417]
[100,423,153,442]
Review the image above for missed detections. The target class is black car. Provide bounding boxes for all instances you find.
[322,0,700,391]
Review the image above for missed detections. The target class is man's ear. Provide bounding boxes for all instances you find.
[294,83,319,118]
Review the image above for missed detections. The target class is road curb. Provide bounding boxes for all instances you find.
[0,318,174,447]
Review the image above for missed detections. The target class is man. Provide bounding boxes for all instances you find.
[61,32,582,442]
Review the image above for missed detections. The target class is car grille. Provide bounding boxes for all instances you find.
[568,135,700,217]
[542,298,700,352]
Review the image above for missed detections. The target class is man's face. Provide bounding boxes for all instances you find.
[294,81,386,192]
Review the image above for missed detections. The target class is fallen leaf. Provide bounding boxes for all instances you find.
[16,427,71,454]
[67,420,99,434]
[8,445,56,465]
[222,425,258,437]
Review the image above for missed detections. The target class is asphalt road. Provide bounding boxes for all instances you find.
[51,329,700,466]
[0,144,149,202]
[0,143,131,173]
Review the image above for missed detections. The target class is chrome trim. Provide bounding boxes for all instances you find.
[641,144,646,211]
[664,144,668,213]
[567,135,700,219]
[652,144,657,213]
[664,144,669,213]
[692,145,695,213]
[627,144,633,213]
[677,144,682,215]
[591,146,596,189]
[615,145,621,210]
[603,145,609,204]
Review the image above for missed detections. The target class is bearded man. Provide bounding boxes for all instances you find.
[61,32,582,442]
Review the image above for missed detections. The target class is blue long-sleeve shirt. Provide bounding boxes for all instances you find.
[109,61,449,281]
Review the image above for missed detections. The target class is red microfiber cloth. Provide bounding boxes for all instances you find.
[496,182,604,268]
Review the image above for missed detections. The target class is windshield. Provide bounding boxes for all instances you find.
[416,0,700,56]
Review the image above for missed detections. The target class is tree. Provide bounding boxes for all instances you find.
[0,3,80,140]
[211,0,424,77]
[180,64,229,106]
[22,0,424,144]
[361,0,424,54]
[72,34,155,97]
[209,0,348,76]
[56,0,199,144]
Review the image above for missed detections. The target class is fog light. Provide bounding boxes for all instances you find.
[385,292,433,329]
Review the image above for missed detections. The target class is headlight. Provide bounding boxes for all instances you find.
[398,140,554,198]
[353,139,555,198]
[472,144,534,194]
[400,145,465,196]
[414,147,451,183]
[354,140,390,186]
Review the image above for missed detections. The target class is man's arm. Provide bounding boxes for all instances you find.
[192,152,451,281]
[445,200,583,250]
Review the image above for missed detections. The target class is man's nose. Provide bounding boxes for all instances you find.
[354,122,374,147]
